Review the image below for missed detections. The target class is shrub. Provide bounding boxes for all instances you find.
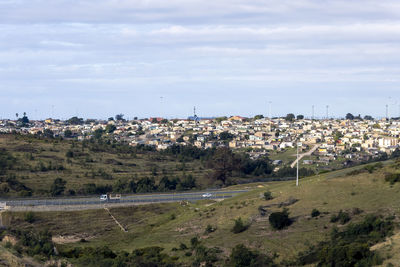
[190,236,200,248]
[296,215,394,266]
[179,243,187,250]
[24,211,35,223]
[264,190,273,200]
[65,150,74,158]
[269,209,292,230]
[231,217,248,233]
[385,173,400,185]
[227,244,276,267]
[4,241,12,249]
[311,209,320,218]
[330,210,351,224]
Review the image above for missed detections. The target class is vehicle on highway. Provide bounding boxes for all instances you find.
[100,193,121,202]
[202,193,212,198]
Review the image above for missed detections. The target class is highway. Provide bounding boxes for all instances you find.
[1,190,248,209]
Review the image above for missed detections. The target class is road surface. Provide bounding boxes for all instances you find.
[290,144,320,168]
[1,190,248,211]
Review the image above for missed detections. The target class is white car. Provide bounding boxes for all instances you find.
[202,193,212,198]
[100,194,108,201]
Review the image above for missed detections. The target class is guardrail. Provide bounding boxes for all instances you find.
[2,191,245,207]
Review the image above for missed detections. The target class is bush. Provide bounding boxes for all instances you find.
[227,244,276,267]
[311,209,320,218]
[385,173,400,185]
[330,210,351,224]
[24,211,35,223]
[264,191,273,200]
[269,209,292,230]
[190,236,200,248]
[179,243,187,250]
[296,215,394,266]
[231,217,248,233]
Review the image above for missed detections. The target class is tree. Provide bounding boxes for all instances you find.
[50,178,66,196]
[254,114,264,120]
[296,114,304,120]
[264,191,273,200]
[311,209,320,217]
[219,131,234,141]
[93,128,104,139]
[364,115,374,120]
[67,116,84,125]
[17,112,29,125]
[64,129,73,138]
[228,244,276,267]
[269,209,292,230]
[105,124,117,133]
[208,147,236,184]
[231,217,248,233]
[115,114,124,121]
[42,129,54,138]
[346,113,355,120]
[285,113,295,121]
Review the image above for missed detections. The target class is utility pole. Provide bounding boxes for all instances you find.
[312,105,315,120]
[268,101,272,119]
[326,105,329,120]
[296,142,301,186]
[386,104,389,121]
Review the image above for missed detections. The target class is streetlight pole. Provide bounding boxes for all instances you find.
[296,142,301,187]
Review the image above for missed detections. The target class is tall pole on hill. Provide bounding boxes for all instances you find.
[296,142,299,186]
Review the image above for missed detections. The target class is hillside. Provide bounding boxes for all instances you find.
[1,159,400,266]
[0,133,304,198]
[0,133,214,197]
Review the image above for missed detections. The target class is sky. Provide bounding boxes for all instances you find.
[0,0,400,120]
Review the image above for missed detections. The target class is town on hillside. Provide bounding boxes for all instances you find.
[1,113,399,170]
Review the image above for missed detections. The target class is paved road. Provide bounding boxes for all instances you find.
[290,144,320,168]
[1,190,248,208]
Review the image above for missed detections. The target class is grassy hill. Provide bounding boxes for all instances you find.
[1,158,400,266]
[0,133,214,197]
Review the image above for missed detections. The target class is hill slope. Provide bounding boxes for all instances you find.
[1,159,400,265]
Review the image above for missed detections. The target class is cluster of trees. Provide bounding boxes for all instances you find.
[284,113,304,121]
[206,147,274,184]
[58,240,278,266]
[0,149,16,175]
[113,174,196,194]
[0,174,32,196]
[295,215,394,266]
[345,113,374,120]
[15,112,30,126]
[272,166,315,178]
[6,229,54,260]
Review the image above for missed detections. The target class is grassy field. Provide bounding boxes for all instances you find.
[2,159,400,265]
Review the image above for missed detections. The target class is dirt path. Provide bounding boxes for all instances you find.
[104,207,128,232]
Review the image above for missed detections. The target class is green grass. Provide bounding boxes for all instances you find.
[3,159,400,265]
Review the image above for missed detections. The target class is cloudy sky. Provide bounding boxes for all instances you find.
[1,0,400,119]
